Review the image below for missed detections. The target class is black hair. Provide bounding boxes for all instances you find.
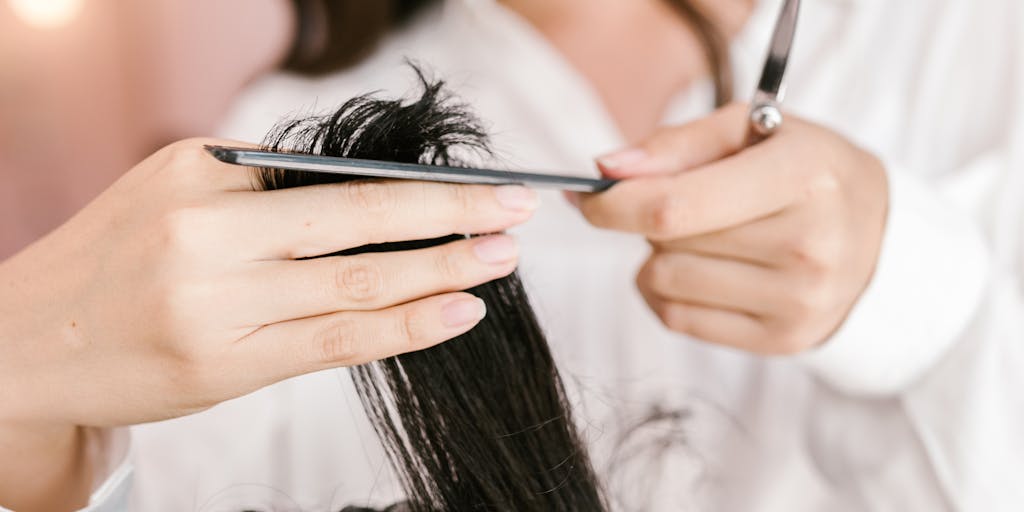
[256,68,608,512]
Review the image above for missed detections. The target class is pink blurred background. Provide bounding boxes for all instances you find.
[0,0,295,258]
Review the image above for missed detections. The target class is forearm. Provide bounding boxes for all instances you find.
[0,421,92,512]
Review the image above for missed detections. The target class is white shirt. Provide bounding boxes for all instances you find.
[38,0,1024,510]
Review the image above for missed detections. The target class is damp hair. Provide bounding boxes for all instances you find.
[256,69,608,512]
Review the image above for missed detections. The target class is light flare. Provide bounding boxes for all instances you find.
[8,0,84,29]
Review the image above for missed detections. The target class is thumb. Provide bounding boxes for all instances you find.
[596,102,749,179]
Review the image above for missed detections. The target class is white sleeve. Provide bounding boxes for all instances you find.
[799,130,1024,506]
[796,0,1024,402]
[795,1,1024,503]
[0,428,133,512]
[78,466,133,512]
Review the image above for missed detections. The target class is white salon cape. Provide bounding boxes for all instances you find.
[27,0,1024,510]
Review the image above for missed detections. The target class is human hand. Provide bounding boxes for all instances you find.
[0,138,537,428]
[569,104,888,354]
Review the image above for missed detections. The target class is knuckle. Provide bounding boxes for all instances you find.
[399,307,432,348]
[783,232,833,273]
[647,194,687,239]
[147,138,225,189]
[335,257,386,305]
[316,316,364,364]
[799,169,842,202]
[346,181,397,215]
[784,233,816,265]
[434,245,465,282]
[450,184,478,216]
[802,258,837,293]
[781,280,833,331]
[788,273,829,313]
[157,206,210,253]
[163,139,210,169]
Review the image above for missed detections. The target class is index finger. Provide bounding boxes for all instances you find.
[225,180,539,260]
[596,103,750,178]
[578,141,810,240]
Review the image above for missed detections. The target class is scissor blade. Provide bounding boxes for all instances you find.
[756,0,801,97]
[205,146,618,193]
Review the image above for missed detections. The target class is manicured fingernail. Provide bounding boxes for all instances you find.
[473,235,519,264]
[442,297,486,328]
[597,148,648,170]
[494,185,539,211]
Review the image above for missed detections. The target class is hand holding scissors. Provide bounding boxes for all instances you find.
[570,0,891,354]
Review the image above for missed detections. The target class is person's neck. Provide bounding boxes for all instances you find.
[500,0,738,144]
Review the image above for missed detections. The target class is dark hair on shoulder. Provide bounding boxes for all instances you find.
[283,0,436,75]
[283,0,733,106]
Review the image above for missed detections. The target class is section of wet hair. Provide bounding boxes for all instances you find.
[256,68,607,512]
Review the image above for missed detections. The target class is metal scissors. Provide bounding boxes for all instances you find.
[747,0,801,144]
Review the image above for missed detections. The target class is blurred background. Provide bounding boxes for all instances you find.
[0,0,294,258]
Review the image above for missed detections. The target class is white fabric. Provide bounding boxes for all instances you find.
[54,0,1024,510]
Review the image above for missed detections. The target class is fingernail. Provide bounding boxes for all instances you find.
[597,148,648,170]
[442,297,486,328]
[494,185,540,212]
[473,235,519,264]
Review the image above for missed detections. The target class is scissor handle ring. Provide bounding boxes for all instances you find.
[749,102,783,137]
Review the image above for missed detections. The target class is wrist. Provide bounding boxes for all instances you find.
[0,245,80,424]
